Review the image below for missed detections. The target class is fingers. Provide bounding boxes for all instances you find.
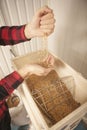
[29,64,54,76]
[40,13,55,29]
[40,12,55,36]
[43,54,55,66]
[40,19,55,25]
[40,24,54,30]
[44,67,54,75]
[41,13,54,20]
[37,6,52,17]
[40,25,55,36]
[41,29,54,36]
[39,67,54,76]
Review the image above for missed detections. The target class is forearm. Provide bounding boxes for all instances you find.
[0,6,55,46]
[0,25,30,46]
[0,71,23,100]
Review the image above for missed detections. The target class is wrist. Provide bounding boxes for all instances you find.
[24,23,36,39]
[18,65,31,79]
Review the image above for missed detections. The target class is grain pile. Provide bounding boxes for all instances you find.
[26,69,80,126]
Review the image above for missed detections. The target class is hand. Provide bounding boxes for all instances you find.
[18,64,54,78]
[24,6,55,38]
[27,64,53,76]
[43,54,55,67]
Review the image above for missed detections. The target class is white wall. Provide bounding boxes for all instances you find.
[49,0,87,78]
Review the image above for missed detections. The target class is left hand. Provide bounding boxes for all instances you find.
[43,54,55,67]
[18,63,54,78]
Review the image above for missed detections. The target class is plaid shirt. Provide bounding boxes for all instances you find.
[0,25,29,119]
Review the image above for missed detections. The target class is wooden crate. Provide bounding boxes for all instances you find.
[12,50,87,130]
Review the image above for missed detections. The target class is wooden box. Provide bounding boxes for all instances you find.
[12,50,87,130]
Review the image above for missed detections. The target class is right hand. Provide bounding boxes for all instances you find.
[18,64,54,78]
[24,6,55,39]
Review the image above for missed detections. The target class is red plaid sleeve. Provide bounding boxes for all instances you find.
[0,71,24,100]
[0,25,30,46]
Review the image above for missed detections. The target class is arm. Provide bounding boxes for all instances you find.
[0,6,55,46]
[0,71,23,100]
[0,25,29,46]
[0,54,54,101]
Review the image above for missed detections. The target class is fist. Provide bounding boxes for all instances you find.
[24,6,55,38]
